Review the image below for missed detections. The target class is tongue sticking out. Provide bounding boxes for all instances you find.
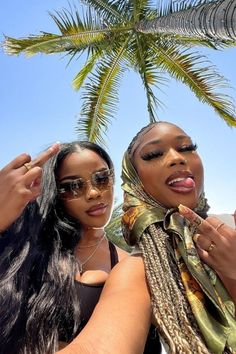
[172,177,195,188]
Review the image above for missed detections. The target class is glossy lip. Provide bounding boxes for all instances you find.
[86,203,108,215]
[165,170,195,194]
[165,170,194,185]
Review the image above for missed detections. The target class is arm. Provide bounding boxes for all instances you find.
[58,255,152,354]
[178,205,236,306]
[0,143,60,232]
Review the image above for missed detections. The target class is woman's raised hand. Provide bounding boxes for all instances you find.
[178,204,236,280]
[0,143,60,232]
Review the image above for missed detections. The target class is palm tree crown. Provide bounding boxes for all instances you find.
[4,0,236,144]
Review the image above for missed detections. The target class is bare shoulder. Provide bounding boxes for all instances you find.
[115,244,129,261]
[71,254,151,354]
[102,254,148,297]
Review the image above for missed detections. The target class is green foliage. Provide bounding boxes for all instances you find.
[105,202,132,252]
[3,0,236,144]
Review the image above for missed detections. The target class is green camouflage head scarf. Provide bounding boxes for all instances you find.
[121,151,236,354]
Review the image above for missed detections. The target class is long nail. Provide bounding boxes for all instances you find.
[178,204,192,217]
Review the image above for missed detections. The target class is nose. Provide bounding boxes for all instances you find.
[85,182,101,200]
[167,149,187,167]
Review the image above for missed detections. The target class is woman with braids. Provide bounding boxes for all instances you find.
[61,121,236,354]
[0,141,127,354]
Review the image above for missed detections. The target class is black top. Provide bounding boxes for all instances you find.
[59,241,162,353]
[59,241,118,342]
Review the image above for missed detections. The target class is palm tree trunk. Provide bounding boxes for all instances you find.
[136,0,236,42]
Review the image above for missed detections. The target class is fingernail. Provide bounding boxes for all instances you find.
[178,204,191,215]
[193,233,200,243]
[48,142,60,152]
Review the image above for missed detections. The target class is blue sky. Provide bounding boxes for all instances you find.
[1,1,236,214]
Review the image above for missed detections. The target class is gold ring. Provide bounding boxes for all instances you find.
[23,162,32,171]
[193,215,203,228]
[207,242,215,253]
[215,222,224,232]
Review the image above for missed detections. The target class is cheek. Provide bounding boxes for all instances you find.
[63,201,83,220]
[194,160,204,194]
[137,169,164,201]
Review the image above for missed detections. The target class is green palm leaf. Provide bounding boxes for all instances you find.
[152,42,236,126]
[72,49,103,90]
[82,0,130,22]
[76,37,130,144]
[3,0,236,143]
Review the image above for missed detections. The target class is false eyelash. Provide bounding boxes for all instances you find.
[141,150,163,161]
[179,143,198,152]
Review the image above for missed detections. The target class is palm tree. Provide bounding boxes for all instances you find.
[137,0,236,41]
[4,0,236,144]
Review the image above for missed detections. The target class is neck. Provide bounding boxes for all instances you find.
[78,228,105,248]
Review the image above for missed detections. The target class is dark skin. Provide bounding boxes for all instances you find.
[179,204,236,307]
[59,122,236,353]
[0,143,60,232]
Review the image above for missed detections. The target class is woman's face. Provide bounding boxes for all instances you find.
[132,123,204,209]
[57,149,114,229]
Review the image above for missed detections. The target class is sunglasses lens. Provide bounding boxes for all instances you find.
[92,169,113,190]
[58,169,113,200]
[58,179,84,200]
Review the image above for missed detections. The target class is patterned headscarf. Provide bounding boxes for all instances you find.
[121,151,236,354]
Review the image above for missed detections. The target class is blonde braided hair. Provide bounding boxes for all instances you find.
[126,122,211,353]
[139,225,210,353]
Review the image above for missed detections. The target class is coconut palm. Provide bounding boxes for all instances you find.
[4,0,236,144]
[137,0,236,41]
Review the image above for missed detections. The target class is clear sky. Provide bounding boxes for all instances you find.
[1,1,236,214]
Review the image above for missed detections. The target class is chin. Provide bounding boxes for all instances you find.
[166,195,198,210]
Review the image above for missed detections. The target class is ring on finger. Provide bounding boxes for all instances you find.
[207,241,215,253]
[23,162,32,172]
[215,222,224,232]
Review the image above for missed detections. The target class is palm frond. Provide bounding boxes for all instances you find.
[73,49,103,90]
[152,42,236,126]
[4,30,108,56]
[82,0,129,23]
[4,7,113,57]
[50,7,85,35]
[134,35,167,121]
[76,36,130,144]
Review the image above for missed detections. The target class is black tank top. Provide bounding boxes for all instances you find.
[59,241,118,342]
[59,242,162,353]
[76,241,118,330]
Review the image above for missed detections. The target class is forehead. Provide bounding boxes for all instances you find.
[58,149,108,177]
[132,123,189,155]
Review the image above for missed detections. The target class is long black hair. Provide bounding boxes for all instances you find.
[0,141,113,354]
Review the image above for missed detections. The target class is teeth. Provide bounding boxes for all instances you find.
[168,177,185,185]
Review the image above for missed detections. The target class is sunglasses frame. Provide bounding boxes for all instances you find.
[58,168,114,200]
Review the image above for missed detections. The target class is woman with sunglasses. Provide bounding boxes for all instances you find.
[59,122,236,354]
[0,141,127,354]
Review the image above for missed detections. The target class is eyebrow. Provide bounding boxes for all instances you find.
[59,167,109,183]
[59,175,82,183]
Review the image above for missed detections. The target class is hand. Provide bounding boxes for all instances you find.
[178,204,236,280]
[0,143,60,232]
